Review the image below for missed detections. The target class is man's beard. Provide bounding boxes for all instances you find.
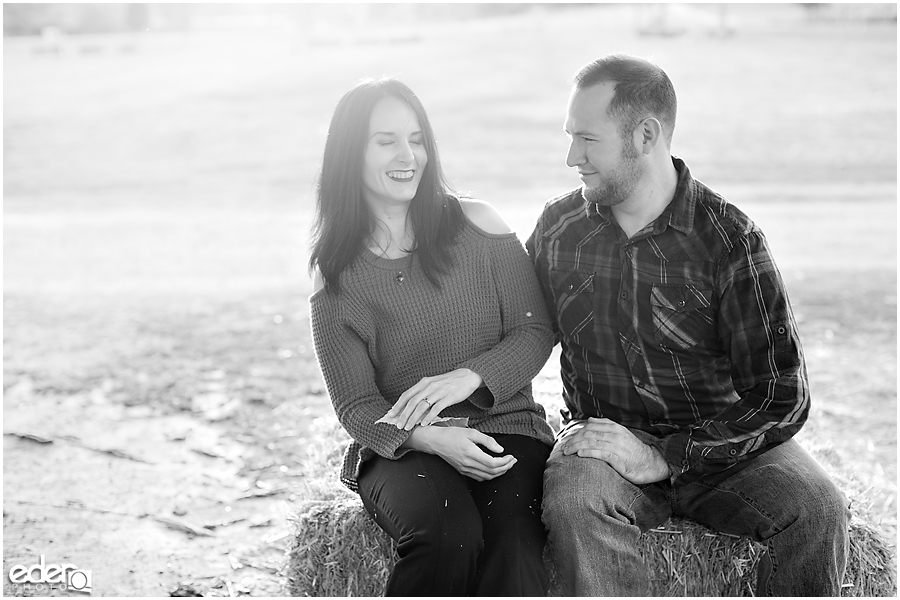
[583,142,643,207]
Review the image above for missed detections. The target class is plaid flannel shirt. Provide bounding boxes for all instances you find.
[526,157,809,484]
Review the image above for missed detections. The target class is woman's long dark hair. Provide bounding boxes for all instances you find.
[309,78,465,294]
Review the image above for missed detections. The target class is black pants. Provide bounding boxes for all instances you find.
[357,434,551,597]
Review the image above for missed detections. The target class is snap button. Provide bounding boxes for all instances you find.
[729,449,737,456]
[776,326,787,335]
[620,291,628,300]
[566,283,574,291]
[677,299,686,308]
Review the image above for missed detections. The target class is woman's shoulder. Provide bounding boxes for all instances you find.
[310,269,353,305]
[312,270,326,294]
[458,198,514,237]
[308,270,327,303]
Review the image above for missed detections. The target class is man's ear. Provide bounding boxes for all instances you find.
[637,117,664,154]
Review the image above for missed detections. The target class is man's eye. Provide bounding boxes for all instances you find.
[378,141,394,146]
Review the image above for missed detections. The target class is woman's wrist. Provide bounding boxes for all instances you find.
[400,426,437,453]
[459,367,485,390]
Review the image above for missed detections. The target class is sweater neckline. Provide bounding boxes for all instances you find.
[360,247,416,271]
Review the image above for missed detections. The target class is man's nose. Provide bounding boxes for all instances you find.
[566,139,584,168]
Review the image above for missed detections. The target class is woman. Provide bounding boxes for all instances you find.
[309,78,554,596]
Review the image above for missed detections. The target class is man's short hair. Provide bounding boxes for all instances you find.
[575,54,677,146]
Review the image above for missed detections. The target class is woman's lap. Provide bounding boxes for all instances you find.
[357,434,549,539]
[356,433,551,596]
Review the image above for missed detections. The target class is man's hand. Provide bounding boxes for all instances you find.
[557,418,671,484]
[404,426,516,482]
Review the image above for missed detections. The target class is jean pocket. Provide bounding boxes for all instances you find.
[650,284,714,350]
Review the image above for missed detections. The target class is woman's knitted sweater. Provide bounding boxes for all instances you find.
[310,218,556,491]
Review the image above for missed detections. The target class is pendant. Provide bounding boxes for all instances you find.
[395,270,405,284]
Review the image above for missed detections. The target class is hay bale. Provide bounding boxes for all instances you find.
[636,520,763,596]
[285,495,393,597]
[284,420,895,596]
[285,487,895,597]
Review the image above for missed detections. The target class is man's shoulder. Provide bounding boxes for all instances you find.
[690,178,759,240]
[535,188,588,232]
[542,187,584,211]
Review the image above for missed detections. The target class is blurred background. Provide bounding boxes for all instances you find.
[4,3,897,596]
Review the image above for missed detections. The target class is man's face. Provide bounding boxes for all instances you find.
[564,82,643,208]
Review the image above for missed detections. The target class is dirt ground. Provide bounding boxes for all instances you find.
[2,294,331,597]
[4,394,308,597]
[4,385,295,597]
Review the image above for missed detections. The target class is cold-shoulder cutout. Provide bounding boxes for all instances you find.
[459,198,513,235]
[312,270,326,296]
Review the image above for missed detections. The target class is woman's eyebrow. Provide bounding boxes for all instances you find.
[370,129,423,137]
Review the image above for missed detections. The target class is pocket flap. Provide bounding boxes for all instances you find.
[550,269,595,294]
[650,284,711,312]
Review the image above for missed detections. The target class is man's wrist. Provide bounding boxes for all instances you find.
[647,445,673,481]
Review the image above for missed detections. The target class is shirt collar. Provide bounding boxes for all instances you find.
[582,156,696,236]
[660,156,695,235]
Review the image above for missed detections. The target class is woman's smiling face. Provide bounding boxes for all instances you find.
[362,96,428,210]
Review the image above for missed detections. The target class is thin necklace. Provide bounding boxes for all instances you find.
[394,251,415,284]
[369,237,415,285]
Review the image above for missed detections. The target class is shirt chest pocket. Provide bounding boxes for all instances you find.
[550,269,595,340]
[650,284,715,350]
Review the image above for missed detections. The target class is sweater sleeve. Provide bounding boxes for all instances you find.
[457,234,554,409]
[310,290,415,460]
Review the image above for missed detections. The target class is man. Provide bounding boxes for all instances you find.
[526,54,849,596]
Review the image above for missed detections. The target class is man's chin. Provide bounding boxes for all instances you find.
[583,184,629,208]
[583,185,609,206]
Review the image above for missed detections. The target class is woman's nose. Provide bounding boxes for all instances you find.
[397,141,415,163]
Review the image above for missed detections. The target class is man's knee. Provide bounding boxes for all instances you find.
[542,454,641,528]
[767,443,852,537]
[797,474,850,537]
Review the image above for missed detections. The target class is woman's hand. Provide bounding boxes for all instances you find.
[384,368,484,430]
[404,426,516,481]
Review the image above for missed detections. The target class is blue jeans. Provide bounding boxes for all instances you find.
[542,438,850,596]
